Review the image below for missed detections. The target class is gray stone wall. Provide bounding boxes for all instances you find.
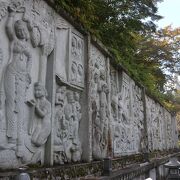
[0,0,178,169]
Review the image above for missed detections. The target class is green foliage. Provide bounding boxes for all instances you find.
[133,26,180,109]
[54,0,180,110]
[54,0,97,31]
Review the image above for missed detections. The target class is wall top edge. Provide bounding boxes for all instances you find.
[43,0,148,89]
[90,36,146,89]
[45,0,173,114]
[44,0,88,36]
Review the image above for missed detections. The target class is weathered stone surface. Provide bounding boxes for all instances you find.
[111,71,145,156]
[53,85,82,164]
[89,45,110,160]
[0,0,178,169]
[0,0,55,168]
[146,96,178,152]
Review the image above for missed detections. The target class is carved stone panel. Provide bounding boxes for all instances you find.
[145,96,168,151]
[0,0,178,170]
[69,32,84,88]
[55,16,69,82]
[112,72,143,156]
[145,96,153,151]
[0,0,55,168]
[120,72,131,123]
[90,45,110,160]
[110,66,118,124]
[164,110,176,149]
[171,115,179,149]
[53,83,82,164]
[131,82,145,152]
[55,23,85,88]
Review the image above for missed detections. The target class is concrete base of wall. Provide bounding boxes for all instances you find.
[0,151,179,180]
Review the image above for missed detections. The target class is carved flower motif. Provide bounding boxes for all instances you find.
[31,26,41,48]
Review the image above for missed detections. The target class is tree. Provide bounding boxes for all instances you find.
[54,0,180,110]
[54,0,163,82]
[134,26,180,93]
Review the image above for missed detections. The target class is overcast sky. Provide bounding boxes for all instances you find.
[157,0,180,28]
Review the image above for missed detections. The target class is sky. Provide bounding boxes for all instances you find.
[157,0,180,28]
[157,0,180,87]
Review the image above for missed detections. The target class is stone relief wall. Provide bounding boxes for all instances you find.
[69,33,84,87]
[131,81,145,153]
[89,45,110,160]
[0,0,177,169]
[54,9,85,164]
[54,84,82,164]
[55,17,85,88]
[146,97,162,151]
[0,0,55,168]
[146,96,177,151]
[111,70,145,156]
[164,110,178,149]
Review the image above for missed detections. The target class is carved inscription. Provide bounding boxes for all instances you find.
[70,33,84,87]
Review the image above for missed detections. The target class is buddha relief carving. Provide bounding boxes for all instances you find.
[54,86,82,164]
